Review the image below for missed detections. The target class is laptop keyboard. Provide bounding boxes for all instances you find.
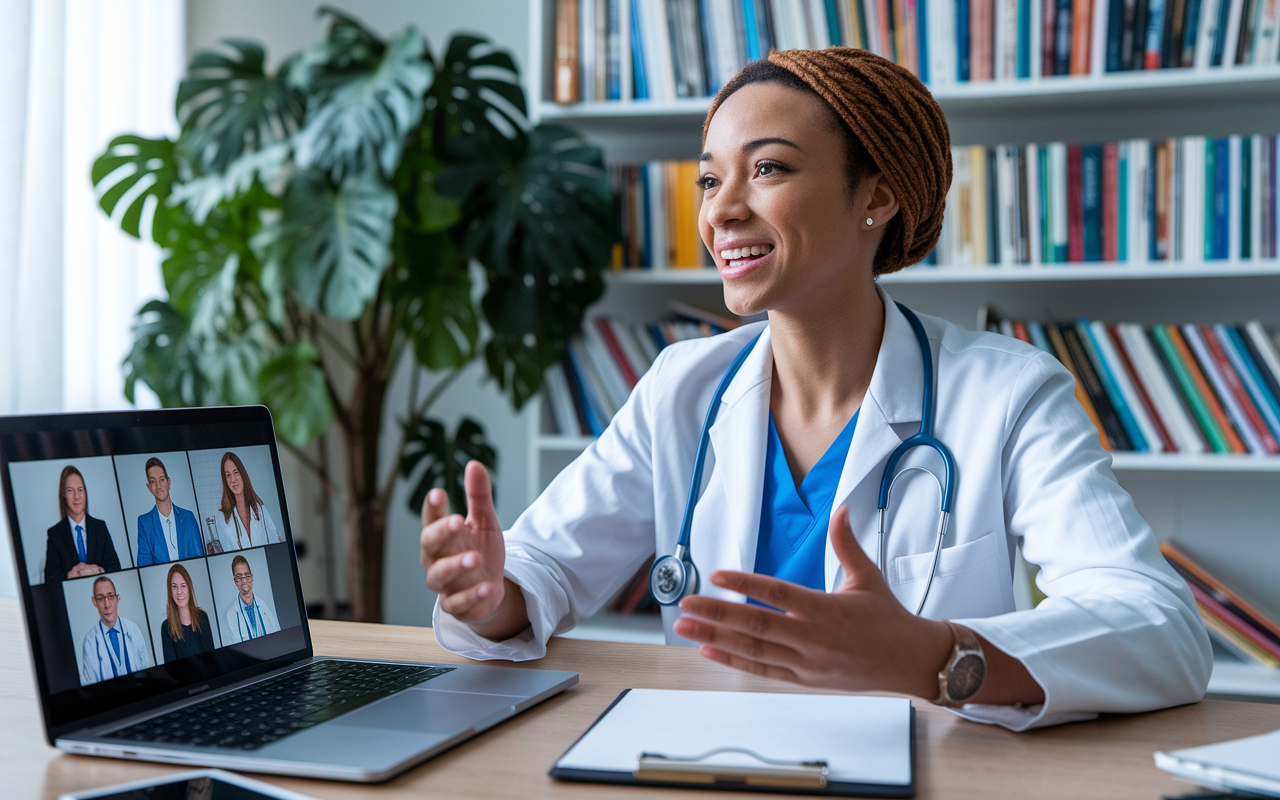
[106,660,454,751]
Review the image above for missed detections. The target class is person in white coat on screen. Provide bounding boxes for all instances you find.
[214,452,281,551]
[418,50,1211,732]
[81,576,152,685]
[222,555,280,644]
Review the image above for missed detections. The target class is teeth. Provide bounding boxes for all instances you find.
[719,244,772,261]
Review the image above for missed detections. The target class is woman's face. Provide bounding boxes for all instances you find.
[698,82,882,316]
[170,574,189,608]
[224,461,243,498]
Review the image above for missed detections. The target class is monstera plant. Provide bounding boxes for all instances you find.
[92,8,614,622]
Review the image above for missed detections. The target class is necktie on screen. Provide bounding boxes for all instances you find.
[108,627,121,662]
[75,524,86,563]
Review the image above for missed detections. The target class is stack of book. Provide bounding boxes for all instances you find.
[551,0,1280,103]
[612,161,712,269]
[934,133,1280,267]
[1162,541,1280,669]
[543,304,741,436]
[988,312,1280,454]
[553,0,935,104]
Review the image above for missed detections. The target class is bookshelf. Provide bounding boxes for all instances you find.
[525,1,1280,697]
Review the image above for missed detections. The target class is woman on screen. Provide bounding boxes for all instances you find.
[159,563,215,662]
[45,465,121,583]
[215,452,281,550]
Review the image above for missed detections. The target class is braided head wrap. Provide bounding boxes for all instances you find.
[703,48,952,275]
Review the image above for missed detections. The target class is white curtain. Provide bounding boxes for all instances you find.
[0,0,184,597]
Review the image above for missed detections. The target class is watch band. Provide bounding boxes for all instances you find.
[935,621,986,707]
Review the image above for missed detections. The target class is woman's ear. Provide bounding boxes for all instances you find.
[862,173,900,230]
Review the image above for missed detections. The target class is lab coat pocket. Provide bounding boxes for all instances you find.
[888,532,1008,620]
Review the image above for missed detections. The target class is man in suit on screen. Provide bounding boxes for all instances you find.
[45,465,121,583]
[135,457,204,566]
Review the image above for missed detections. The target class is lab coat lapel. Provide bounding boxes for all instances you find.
[825,289,925,591]
[697,326,773,602]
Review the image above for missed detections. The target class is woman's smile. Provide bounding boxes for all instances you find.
[717,242,775,278]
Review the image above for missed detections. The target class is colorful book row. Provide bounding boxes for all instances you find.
[543,307,739,436]
[553,0,936,103]
[550,0,1280,104]
[1162,541,1280,669]
[988,313,1280,454]
[611,162,712,270]
[934,134,1280,268]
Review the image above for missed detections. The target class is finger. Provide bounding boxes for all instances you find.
[677,594,814,649]
[707,570,821,616]
[425,550,487,596]
[463,461,500,531]
[438,581,497,620]
[673,613,805,669]
[829,506,883,587]
[421,487,450,529]
[697,645,802,684]
[419,514,465,570]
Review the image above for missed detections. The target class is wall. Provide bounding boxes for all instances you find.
[185,0,534,625]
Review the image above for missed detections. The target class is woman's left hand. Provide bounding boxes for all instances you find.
[672,505,954,698]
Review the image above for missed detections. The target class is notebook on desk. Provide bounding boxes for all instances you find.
[551,688,915,797]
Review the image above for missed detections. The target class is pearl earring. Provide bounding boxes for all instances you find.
[866,217,874,226]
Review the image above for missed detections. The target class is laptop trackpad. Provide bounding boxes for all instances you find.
[332,689,516,734]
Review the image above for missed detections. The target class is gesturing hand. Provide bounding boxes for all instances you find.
[671,506,954,698]
[420,461,509,625]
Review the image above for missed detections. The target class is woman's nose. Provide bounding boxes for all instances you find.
[704,179,749,228]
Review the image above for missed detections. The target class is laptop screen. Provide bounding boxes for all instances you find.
[0,407,312,739]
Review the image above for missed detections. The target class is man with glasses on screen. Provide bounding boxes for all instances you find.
[223,556,280,644]
[81,576,152,686]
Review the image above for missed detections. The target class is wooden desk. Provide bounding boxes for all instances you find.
[5,598,1279,799]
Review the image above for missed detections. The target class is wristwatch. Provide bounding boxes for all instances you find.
[935,621,986,707]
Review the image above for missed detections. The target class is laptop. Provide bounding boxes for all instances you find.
[0,406,577,782]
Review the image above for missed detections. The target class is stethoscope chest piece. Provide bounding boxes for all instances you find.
[649,550,698,606]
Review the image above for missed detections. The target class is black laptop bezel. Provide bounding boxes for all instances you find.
[0,406,315,743]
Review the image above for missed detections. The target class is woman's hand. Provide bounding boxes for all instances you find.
[672,505,954,698]
[420,461,529,641]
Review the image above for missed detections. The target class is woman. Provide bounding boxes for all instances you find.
[215,452,281,550]
[159,563,215,663]
[419,49,1211,731]
[45,465,121,583]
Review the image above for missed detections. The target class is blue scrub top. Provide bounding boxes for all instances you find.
[753,410,859,593]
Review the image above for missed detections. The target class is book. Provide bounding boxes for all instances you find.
[1162,540,1280,657]
[1219,324,1280,441]
[1117,322,1209,452]
[1190,323,1280,453]
[544,362,586,436]
[556,0,581,103]
[1062,322,1132,449]
[1080,320,1151,450]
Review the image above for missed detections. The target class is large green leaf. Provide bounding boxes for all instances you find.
[390,231,477,370]
[176,39,305,173]
[430,34,526,145]
[400,416,496,516]
[169,142,290,223]
[189,252,267,405]
[259,340,332,446]
[122,299,213,408]
[266,168,397,320]
[291,24,433,180]
[91,136,180,242]
[484,333,565,410]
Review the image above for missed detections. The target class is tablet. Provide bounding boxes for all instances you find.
[58,769,319,800]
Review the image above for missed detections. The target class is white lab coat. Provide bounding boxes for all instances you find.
[434,287,1212,730]
[81,617,152,686]
[215,504,281,551]
[222,594,281,644]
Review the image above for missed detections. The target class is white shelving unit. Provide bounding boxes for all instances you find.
[525,1,1280,698]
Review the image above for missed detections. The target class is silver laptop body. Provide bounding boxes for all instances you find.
[1,407,577,782]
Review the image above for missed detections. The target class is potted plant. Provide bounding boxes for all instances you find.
[91,8,614,622]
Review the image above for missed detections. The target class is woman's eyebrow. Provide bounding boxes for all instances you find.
[699,136,803,162]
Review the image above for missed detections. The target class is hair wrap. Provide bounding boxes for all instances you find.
[703,48,952,274]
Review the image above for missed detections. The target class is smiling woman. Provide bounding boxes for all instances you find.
[420,48,1213,732]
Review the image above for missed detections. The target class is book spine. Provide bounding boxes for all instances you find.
[1103,142,1120,260]
[1043,0,1059,75]
[1068,144,1085,261]
[1169,324,1248,452]
[596,318,639,387]
[1139,325,1214,451]
[1027,320,1056,354]
[1194,323,1279,452]
[1107,0,1127,68]
[1165,0,1188,67]
[1026,144,1042,264]
[564,344,607,435]
[1180,0,1203,64]
[1080,319,1151,450]
[1063,322,1133,448]
[1190,585,1280,665]
[1107,324,1177,451]
[1144,0,1166,67]
[1242,321,1280,413]
[1194,0,1220,68]
[556,0,582,103]
[582,326,631,412]
[1162,540,1280,643]
[1046,322,1114,448]
[631,0,648,98]
[1151,325,1231,452]
[544,363,584,436]
[1219,324,1280,441]
[1120,323,1207,452]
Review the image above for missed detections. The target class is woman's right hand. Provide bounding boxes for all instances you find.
[420,461,527,639]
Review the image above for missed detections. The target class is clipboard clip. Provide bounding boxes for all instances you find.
[635,746,830,789]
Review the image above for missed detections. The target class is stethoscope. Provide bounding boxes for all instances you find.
[237,595,266,639]
[94,619,134,679]
[649,303,957,616]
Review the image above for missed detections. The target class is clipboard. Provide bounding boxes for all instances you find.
[550,689,916,797]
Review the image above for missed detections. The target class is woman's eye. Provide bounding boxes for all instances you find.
[756,163,782,177]
[697,175,718,190]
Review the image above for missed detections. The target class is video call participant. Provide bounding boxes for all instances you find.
[222,555,280,643]
[136,457,204,566]
[216,452,281,550]
[46,465,121,583]
[81,575,152,685]
[159,563,215,662]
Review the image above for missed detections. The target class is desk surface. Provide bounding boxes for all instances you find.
[5,598,1280,800]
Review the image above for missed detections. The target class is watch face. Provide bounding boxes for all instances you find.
[947,653,986,702]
